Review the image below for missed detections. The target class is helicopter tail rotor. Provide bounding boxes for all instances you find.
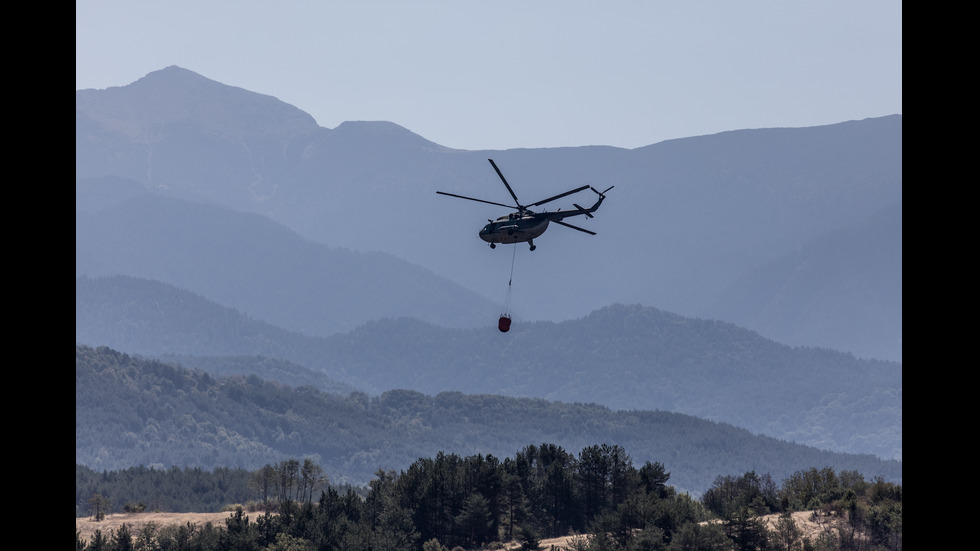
[591,185,614,198]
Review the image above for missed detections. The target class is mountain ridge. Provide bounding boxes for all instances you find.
[76,66,902,361]
[76,190,498,335]
[76,274,901,461]
[76,65,320,138]
[75,343,901,493]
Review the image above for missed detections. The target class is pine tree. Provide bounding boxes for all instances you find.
[456,493,494,548]
[111,523,134,551]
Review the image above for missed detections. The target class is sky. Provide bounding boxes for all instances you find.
[76,1,901,151]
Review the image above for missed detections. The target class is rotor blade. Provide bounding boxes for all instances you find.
[553,219,596,235]
[488,159,522,207]
[436,191,515,209]
[530,185,591,207]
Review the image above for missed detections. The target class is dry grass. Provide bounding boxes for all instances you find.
[76,509,847,548]
[75,511,237,542]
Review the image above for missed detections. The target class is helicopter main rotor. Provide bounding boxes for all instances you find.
[436,158,591,215]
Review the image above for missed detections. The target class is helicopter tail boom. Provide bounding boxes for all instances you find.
[549,185,612,222]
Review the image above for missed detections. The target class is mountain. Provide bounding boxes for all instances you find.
[75,344,902,493]
[76,66,902,362]
[76,188,499,335]
[701,201,902,358]
[76,275,902,461]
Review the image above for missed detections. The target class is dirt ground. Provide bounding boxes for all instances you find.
[77,509,843,548]
[500,511,844,549]
[758,510,846,541]
[501,533,587,550]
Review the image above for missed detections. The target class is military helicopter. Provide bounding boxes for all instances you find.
[437,159,613,251]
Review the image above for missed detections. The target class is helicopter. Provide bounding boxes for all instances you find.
[437,159,613,251]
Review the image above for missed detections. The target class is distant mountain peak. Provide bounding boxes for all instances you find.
[331,120,452,151]
[76,65,320,138]
[135,65,211,86]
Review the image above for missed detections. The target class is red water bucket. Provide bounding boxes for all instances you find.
[498,314,511,332]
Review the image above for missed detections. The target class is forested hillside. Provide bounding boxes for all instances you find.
[76,276,902,461]
[76,345,901,495]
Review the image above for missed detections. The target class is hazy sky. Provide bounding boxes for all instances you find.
[76,1,901,151]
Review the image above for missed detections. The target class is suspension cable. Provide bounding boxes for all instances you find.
[503,244,517,315]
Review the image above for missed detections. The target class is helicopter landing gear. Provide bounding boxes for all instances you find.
[490,243,496,249]
[528,239,536,251]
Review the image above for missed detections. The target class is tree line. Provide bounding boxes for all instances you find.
[77,443,901,551]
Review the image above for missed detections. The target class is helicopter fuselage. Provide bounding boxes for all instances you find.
[479,213,550,245]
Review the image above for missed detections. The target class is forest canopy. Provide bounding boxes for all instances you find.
[77,450,902,550]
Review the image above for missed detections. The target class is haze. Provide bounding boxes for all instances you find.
[75,1,902,151]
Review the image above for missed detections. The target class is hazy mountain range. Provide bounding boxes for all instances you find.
[75,67,902,470]
[77,66,902,362]
[76,343,901,493]
[76,274,901,462]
